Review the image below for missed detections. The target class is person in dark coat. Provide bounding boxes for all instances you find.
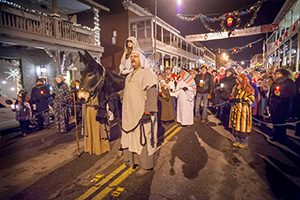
[215,68,236,127]
[268,68,296,141]
[194,65,213,123]
[30,79,51,130]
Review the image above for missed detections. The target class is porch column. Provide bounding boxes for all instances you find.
[93,8,100,47]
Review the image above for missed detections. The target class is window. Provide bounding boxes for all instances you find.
[291,33,298,65]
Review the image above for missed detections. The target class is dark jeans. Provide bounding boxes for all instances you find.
[219,101,231,127]
[271,115,287,141]
[36,110,50,130]
[19,120,30,133]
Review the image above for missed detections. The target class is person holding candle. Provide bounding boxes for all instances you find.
[30,79,51,131]
[194,65,213,123]
[267,68,296,142]
[215,68,236,127]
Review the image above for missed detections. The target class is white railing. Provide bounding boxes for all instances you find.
[0,5,95,45]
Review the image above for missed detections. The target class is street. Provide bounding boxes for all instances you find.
[1,113,299,200]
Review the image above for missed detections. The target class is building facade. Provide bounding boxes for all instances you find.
[0,0,108,98]
[266,0,300,71]
[100,0,215,73]
[250,54,263,68]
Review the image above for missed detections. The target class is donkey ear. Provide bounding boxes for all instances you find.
[78,51,87,64]
[84,50,95,63]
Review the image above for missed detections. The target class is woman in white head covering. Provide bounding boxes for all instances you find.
[119,36,149,76]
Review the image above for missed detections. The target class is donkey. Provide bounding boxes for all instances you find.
[77,50,125,124]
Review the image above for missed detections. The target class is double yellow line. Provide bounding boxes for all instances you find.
[77,123,182,200]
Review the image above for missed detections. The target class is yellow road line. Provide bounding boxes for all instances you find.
[163,123,179,137]
[77,124,181,200]
[163,127,182,145]
[91,167,137,200]
[76,164,127,200]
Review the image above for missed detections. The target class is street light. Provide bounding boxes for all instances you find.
[222,52,229,61]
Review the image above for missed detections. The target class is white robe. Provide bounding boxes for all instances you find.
[121,68,158,155]
[175,80,195,125]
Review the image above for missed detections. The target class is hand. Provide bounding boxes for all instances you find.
[229,98,240,104]
[141,112,151,123]
[182,87,188,91]
[274,90,280,96]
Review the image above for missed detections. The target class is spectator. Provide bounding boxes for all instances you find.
[194,65,213,123]
[13,92,32,136]
[268,68,296,142]
[30,78,50,130]
[52,75,71,133]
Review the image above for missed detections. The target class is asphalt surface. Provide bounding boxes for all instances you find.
[0,114,300,200]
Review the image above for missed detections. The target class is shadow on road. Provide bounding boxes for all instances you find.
[169,130,208,179]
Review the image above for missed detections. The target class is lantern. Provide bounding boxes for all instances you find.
[227,16,234,27]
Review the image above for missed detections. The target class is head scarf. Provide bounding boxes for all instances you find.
[121,36,140,64]
[237,73,254,94]
[131,48,149,69]
[178,69,196,93]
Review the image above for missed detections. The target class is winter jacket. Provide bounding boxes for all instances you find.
[30,84,50,113]
[14,101,32,121]
[217,75,236,101]
[194,73,213,94]
[268,76,296,120]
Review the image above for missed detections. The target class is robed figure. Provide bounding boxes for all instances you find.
[175,70,196,126]
[121,49,158,177]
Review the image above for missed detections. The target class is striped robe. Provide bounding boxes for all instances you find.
[229,87,255,133]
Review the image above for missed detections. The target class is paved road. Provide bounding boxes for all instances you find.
[0,114,300,200]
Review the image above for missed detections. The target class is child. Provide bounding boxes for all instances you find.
[12,93,32,136]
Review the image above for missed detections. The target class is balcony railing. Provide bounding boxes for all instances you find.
[0,5,95,46]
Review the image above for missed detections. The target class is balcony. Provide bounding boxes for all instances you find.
[0,4,103,53]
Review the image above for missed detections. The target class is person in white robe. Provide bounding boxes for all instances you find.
[175,70,196,126]
[121,48,158,177]
[119,36,150,76]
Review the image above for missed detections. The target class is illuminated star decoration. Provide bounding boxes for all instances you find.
[4,68,20,81]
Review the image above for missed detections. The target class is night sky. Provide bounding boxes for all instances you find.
[98,0,285,62]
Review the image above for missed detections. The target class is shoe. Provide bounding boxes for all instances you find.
[232,142,240,147]
[135,168,152,178]
[238,143,248,149]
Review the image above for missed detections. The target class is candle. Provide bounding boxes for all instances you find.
[200,80,203,84]
[40,90,44,95]
[275,86,280,92]
[220,83,224,88]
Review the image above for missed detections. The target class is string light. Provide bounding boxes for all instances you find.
[93,8,100,46]
[213,38,264,54]
[177,0,264,32]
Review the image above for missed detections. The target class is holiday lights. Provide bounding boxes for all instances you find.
[214,38,264,55]
[93,8,100,46]
[177,0,264,32]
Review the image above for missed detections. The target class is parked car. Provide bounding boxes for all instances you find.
[0,96,19,131]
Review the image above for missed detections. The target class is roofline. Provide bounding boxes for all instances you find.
[123,0,181,34]
[77,0,110,12]
[273,0,297,24]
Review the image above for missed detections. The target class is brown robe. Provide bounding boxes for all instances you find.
[83,97,110,155]
[159,87,175,122]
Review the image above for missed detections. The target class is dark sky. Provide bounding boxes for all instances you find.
[98,0,285,61]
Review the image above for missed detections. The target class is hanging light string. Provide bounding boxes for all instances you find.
[177,0,265,32]
[211,37,264,54]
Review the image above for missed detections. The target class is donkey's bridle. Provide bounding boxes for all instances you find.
[83,61,106,103]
